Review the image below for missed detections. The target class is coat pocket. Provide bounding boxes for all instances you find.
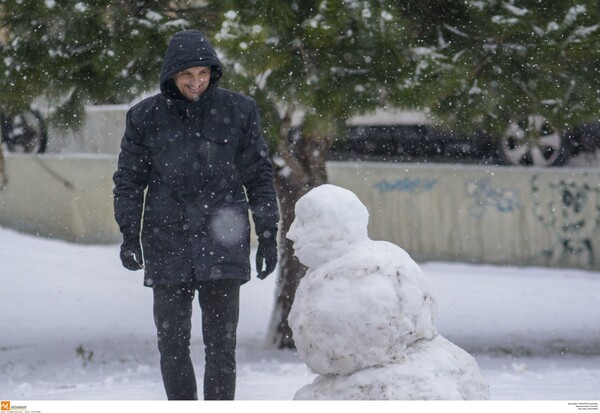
[203,202,251,276]
[143,191,185,227]
[206,202,250,248]
[199,125,239,166]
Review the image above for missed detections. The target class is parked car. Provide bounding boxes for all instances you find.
[328,110,600,167]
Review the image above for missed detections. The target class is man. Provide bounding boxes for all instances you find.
[112,29,279,400]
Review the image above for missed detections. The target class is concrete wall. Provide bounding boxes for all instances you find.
[14,104,599,269]
[327,162,600,270]
[0,154,120,244]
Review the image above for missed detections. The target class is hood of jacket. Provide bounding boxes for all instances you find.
[159,30,223,99]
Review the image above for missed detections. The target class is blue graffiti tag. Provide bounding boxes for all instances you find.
[373,177,438,194]
[465,177,521,217]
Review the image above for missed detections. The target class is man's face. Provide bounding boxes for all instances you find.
[174,66,211,101]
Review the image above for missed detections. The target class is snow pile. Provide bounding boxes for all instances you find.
[287,184,490,400]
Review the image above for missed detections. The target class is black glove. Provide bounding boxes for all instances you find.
[256,230,278,279]
[120,233,144,271]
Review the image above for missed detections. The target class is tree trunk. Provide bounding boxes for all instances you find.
[0,145,7,189]
[268,126,333,349]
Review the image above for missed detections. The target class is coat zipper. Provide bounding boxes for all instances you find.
[207,140,211,165]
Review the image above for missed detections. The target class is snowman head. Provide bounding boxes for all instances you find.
[287,184,369,268]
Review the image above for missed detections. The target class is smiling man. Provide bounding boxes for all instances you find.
[112,29,280,400]
[174,66,211,101]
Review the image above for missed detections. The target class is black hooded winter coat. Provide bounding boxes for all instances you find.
[113,30,279,287]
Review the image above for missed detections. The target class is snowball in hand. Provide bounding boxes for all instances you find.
[287,184,490,400]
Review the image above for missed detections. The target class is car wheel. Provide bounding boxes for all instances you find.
[1,109,48,153]
[498,116,569,167]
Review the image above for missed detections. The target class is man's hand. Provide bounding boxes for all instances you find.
[120,234,144,271]
[256,231,277,279]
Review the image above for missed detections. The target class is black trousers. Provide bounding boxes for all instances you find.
[153,279,241,400]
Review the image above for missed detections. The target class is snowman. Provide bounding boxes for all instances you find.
[287,184,490,400]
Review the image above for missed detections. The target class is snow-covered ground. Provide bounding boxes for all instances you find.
[1,225,600,402]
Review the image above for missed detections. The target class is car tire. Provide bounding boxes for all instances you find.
[1,109,48,153]
[498,116,569,167]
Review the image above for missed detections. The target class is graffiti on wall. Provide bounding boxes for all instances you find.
[531,173,600,266]
[373,177,437,194]
[465,177,521,218]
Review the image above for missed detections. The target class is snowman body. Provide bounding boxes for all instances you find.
[289,240,437,376]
